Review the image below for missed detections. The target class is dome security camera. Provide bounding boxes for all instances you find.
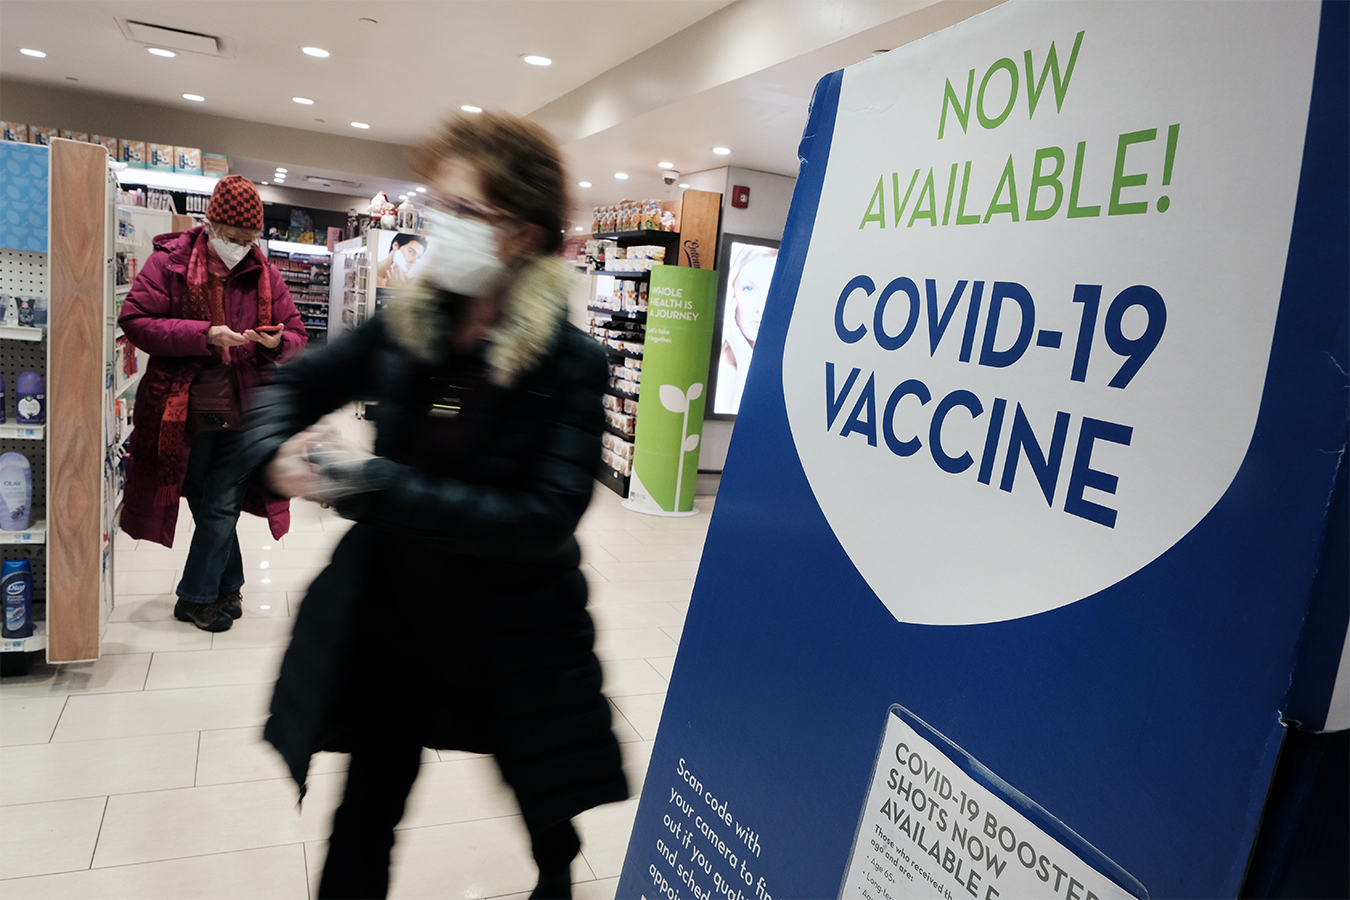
[662,170,680,186]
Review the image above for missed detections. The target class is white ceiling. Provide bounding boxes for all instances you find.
[0,0,999,232]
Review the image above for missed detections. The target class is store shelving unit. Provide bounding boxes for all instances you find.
[1,138,122,672]
[267,241,331,346]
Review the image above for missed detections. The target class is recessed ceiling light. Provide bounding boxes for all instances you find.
[261,181,269,185]
[522,55,552,66]
[614,173,628,180]
[351,122,370,129]
[575,226,585,232]
[182,93,205,102]
[713,147,731,155]
[147,48,175,58]
[293,97,314,105]
[275,168,287,173]
[658,162,675,169]
[460,105,482,114]
[578,181,591,188]
[679,183,690,189]
[302,47,330,58]
[398,194,408,200]
[20,48,46,58]
[415,187,426,193]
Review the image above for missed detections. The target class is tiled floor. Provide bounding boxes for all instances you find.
[0,482,715,899]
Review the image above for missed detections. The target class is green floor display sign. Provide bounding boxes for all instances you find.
[626,265,718,516]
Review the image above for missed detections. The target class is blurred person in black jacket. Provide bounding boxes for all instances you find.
[242,111,626,900]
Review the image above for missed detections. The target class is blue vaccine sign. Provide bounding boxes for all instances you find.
[617,2,1347,898]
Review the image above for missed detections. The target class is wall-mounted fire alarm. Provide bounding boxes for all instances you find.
[732,185,750,209]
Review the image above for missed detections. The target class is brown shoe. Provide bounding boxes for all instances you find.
[215,590,243,620]
[174,597,233,632]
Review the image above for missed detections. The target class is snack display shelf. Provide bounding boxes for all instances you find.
[0,518,47,544]
[604,424,636,442]
[592,229,680,241]
[0,424,44,440]
[599,271,653,281]
[605,387,640,402]
[588,306,647,322]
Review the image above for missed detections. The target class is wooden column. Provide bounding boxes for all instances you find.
[47,139,105,662]
[676,190,722,270]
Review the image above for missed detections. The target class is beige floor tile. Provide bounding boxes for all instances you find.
[589,560,701,582]
[620,740,656,795]
[100,620,214,655]
[321,516,355,533]
[607,699,642,744]
[668,600,690,621]
[93,778,308,868]
[196,727,349,787]
[589,601,686,630]
[601,658,673,698]
[242,547,338,571]
[580,544,618,565]
[0,696,67,745]
[0,732,198,805]
[210,616,295,650]
[575,528,643,547]
[437,749,491,762]
[233,530,291,550]
[383,816,541,899]
[627,528,712,546]
[573,876,621,898]
[113,569,178,595]
[52,683,270,743]
[115,551,185,572]
[661,624,684,644]
[589,579,694,604]
[611,693,666,741]
[112,530,137,553]
[0,843,310,900]
[0,653,151,698]
[144,646,286,691]
[248,567,321,592]
[593,627,678,661]
[0,796,106,878]
[602,542,706,563]
[277,530,346,551]
[645,657,675,682]
[576,796,640,879]
[582,564,609,583]
[397,757,520,831]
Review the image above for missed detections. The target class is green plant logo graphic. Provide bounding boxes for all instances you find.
[658,382,704,505]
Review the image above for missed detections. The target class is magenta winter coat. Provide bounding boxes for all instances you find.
[118,227,308,546]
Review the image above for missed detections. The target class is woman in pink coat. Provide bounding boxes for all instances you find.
[119,175,307,632]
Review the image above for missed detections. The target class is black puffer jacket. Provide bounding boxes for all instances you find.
[242,258,627,828]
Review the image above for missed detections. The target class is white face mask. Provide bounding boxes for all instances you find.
[420,207,506,297]
[210,236,252,270]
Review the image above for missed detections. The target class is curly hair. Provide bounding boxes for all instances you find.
[411,111,568,255]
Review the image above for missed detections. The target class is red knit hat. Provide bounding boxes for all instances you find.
[207,174,264,230]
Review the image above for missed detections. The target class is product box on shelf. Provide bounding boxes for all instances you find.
[202,153,229,177]
[60,130,91,143]
[148,143,174,172]
[174,146,202,175]
[1,122,28,143]
[120,140,146,168]
[91,135,120,157]
[29,126,58,146]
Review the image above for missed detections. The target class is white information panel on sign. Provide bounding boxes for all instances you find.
[841,708,1139,900]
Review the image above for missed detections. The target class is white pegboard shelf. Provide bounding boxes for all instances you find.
[0,519,46,544]
[0,325,45,342]
[0,424,44,440]
[1,621,46,654]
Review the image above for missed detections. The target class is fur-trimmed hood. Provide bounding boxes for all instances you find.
[384,256,575,388]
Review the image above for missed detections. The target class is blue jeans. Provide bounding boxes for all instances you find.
[176,429,246,604]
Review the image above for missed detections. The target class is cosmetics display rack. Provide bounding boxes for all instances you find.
[268,246,331,346]
[1,138,125,670]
